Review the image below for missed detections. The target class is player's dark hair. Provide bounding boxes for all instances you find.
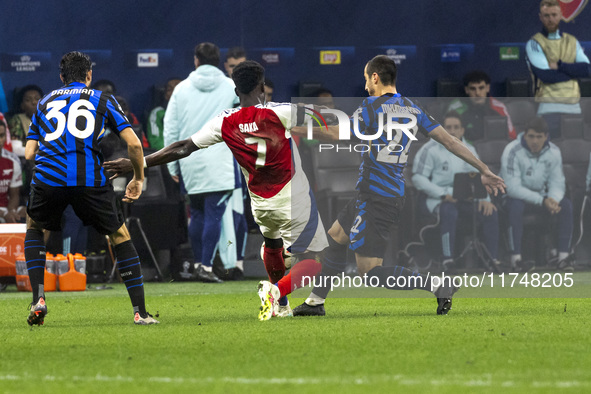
[264,78,274,89]
[463,70,491,87]
[60,51,92,85]
[232,60,265,94]
[366,55,397,86]
[443,110,463,126]
[226,46,247,61]
[526,117,549,134]
[194,42,220,67]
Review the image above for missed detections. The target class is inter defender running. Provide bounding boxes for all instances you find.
[25,51,158,326]
[104,60,329,320]
[292,55,506,316]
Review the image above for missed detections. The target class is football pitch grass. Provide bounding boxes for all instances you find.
[1,277,591,394]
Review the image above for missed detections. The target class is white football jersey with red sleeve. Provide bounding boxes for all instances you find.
[191,103,310,211]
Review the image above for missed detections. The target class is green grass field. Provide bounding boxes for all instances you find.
[1,277,590,394]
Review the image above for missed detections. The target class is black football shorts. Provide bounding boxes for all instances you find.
[337,192,405,258]
[27,183,125,235]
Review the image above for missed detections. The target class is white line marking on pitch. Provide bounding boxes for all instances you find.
[0,373,589,388]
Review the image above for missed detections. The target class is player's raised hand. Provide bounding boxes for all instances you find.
[481,170,506,196]
[123,178,143,203]
[103,158,133,180]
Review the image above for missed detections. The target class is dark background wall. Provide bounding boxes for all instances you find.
[1,0,590,117]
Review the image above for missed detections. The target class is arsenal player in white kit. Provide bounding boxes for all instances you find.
[104,61,328,320]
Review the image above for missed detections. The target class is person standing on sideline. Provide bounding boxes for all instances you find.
[526,0,591,139]
[164,42,240,282]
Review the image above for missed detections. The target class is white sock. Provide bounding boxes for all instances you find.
[201,265,212,273]
[558,252,569,261]
[235,260,244,271]
[305,292,325,306]
[510,254,521,267]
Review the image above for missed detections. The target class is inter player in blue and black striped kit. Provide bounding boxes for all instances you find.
[25,51,158,326]
[294,55,506,316]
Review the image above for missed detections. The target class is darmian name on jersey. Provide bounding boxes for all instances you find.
[51,88,95,97]
[239,122,259,133]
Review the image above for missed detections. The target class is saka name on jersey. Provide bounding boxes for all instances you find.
[191,102,310,210]
[27,82,131,187]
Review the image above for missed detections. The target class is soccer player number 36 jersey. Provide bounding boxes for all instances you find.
[27,82,132,187]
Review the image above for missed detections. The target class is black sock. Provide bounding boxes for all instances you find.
[25,229,46,303]
[114,240,146,316]
[311,237,348,300]
[367,265,432,292]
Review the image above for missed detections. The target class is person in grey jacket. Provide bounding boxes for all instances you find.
[500,117,573,271]
[164,42,241,282]
[412,112,500,271]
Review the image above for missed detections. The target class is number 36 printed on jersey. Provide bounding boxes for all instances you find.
[44,99,97,141]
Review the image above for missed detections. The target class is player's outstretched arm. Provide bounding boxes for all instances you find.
[103,138,199,179]
[119,127,145,202]
[429,126,506,196]
[291,125,340,141]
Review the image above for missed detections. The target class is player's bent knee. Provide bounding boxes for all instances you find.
[26,215,43,231]
[327,220,348,245]
[355,255,383,276]
[108,224,131,246]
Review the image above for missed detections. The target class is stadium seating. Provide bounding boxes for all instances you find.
[579,77,591,97]
[559,115,584,140]
[311,145,361,224]
[506,100,536,134]
[474,117,509,175]
[505,78,531,98]
[436,78,463,97]
[483,116,509,141]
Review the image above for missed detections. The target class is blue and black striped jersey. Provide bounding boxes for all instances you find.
[27,82,131,187]
[353,93,439,198]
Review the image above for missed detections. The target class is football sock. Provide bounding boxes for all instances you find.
[263,246,285,283]
[309,236,348,301]
[305,292,326,306]
[510,254,521,267]
[558,252,569,261]
[114,240,146,316]
[366,265,432,292]
[276,259,321,297]
[25,229,46,304]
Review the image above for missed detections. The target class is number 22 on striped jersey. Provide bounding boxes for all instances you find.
[244,137,267,169]
[44,99,96,141]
